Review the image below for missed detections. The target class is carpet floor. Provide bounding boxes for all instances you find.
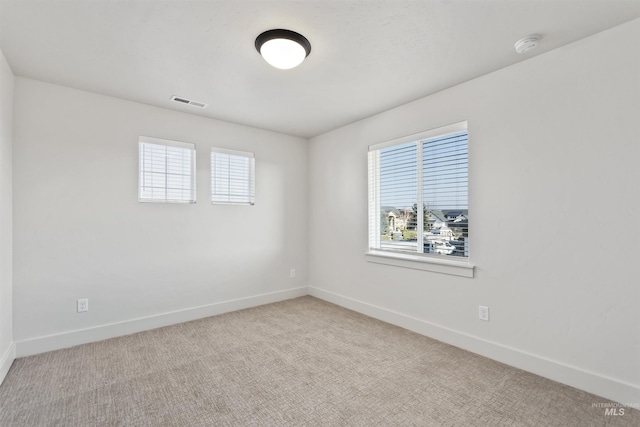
[0,296,637,426]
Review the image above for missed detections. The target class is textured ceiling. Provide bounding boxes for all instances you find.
[2,0,640,138]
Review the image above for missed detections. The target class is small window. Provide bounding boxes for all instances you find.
[368,122,469,259]
[139,136,196,203]
[211,147,255,205]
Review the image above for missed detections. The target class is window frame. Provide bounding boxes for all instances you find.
[366,121,474,277]
[210,147,255,206]
[138,136,196,204]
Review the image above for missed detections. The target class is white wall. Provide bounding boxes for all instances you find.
[0,48,15,383]
[13,78,308,353]
[308,19,640,404]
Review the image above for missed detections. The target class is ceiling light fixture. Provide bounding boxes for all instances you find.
[255,29,311,70]
[514,34,540,54]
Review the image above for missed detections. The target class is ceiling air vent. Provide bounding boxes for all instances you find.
[170,95,207,108]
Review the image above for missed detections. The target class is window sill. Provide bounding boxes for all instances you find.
[138,199,196,204]
[365,250,474,278]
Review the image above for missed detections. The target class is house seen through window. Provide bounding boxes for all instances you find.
[368,122,469,259]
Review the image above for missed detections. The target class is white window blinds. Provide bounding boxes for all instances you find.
[368,122,469,259]
[139,136,196,203]
[211,147,255,205]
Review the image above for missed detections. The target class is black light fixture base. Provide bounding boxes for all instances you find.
[255,29,311,58]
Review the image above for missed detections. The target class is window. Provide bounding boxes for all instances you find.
[211,148,255,205]
[139,136,196,203]
[368,122,469,261]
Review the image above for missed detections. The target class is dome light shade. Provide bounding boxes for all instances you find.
[255,29,311,70]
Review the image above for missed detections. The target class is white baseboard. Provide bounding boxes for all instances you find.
[308,286,640,405]
[0,341,16,386]
[16,287,308,357]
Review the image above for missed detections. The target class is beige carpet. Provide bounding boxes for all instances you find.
[0,296,637,426]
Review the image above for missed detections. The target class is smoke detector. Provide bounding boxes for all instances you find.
[170,95,207,108]
[514,35,540,54]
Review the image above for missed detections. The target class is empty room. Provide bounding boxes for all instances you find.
[0,0,639,425]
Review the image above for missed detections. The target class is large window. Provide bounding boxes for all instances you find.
[139,136,196,203]
[211,147,255,205]
[368,122,468,259]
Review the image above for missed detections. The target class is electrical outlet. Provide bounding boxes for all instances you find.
[290,268,296,278]
[479,305,489,321]
[77,298,89,313]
